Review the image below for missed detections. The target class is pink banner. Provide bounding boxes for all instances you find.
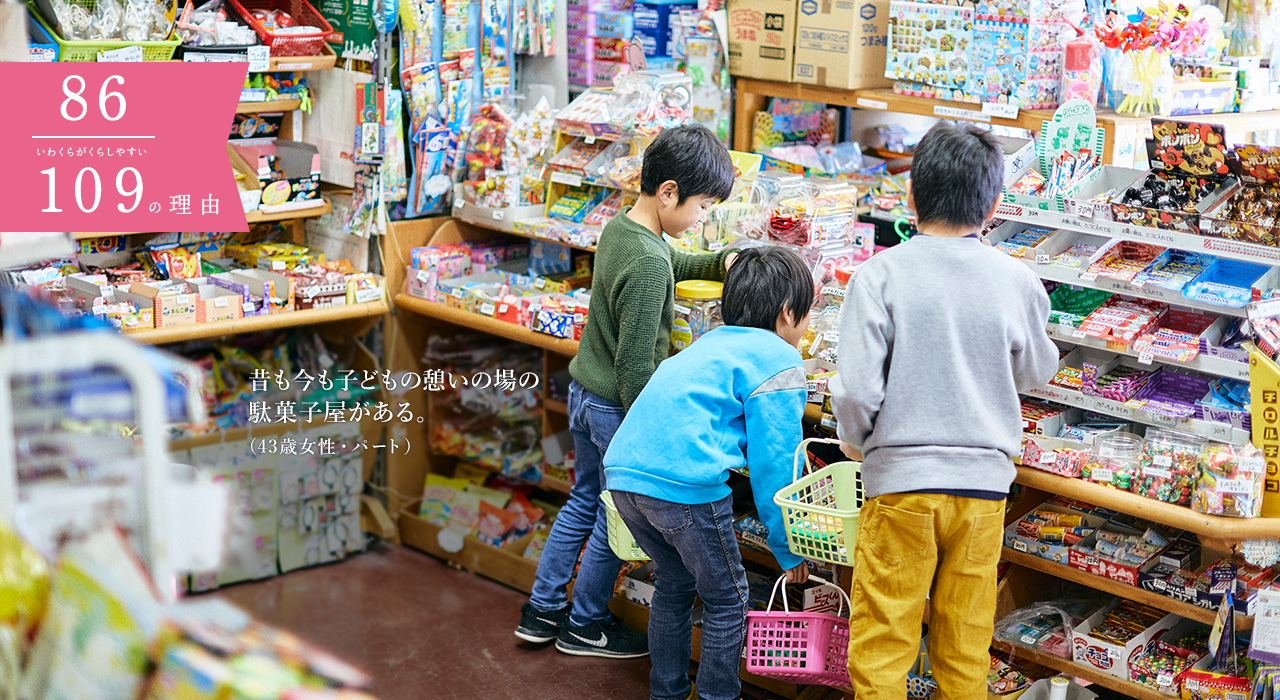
[0,63,249,232]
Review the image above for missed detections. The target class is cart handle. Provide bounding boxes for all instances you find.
[764,574,852,617]
[792,437,853,483]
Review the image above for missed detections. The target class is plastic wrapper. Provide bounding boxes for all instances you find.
[88,0,125,40]
[1193,443,1265,518]
[0,526,50,638]
[1131,428,1204,506]
[52,0,96,39]
[995,600,1105,659]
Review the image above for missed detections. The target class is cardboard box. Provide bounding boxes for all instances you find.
[227,270,295,314]
[1003,503,1107,565]
[1071,601,1178,679]
[123,281,200,328]
[194,284,245,324]
[623,561,658,606]
[1068,523,1165,588]
[228,140,322,210]
[792,0,891,90]
[726,0,797,82]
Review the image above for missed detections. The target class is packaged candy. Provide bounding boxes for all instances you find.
[1193,443,1265,518]
[1132,428,1205,506]
[1080,432,1144,489]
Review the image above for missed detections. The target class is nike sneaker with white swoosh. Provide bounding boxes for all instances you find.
[554,615,648,658]
[515,603,569,643]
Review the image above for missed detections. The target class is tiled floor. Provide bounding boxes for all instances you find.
[215,543,655,699]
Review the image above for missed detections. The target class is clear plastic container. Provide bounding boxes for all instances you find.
[1080,432,1144,489]
[671,280,722,351]
[608,70,693,136]
[768,178,860,247]
[1193,444,1266,518]
[1131,428,1205,505]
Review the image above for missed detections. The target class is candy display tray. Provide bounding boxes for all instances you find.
[1108,171,1236,235]
[1201,181,1280,248]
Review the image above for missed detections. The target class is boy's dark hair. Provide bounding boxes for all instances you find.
[722,247,814,331]
[640,124,735,203]
[910,123,1005,229]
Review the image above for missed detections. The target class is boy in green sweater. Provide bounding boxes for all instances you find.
[515,124,737,658]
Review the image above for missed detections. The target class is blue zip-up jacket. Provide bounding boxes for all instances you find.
[603,325,807,571]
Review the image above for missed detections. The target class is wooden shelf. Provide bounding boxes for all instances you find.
[498,226,597,253]
[395,294,581,356]
[544,398,569,415]
[739,544,781,570]
[263,46,337,72]
[991,639,1168,700]
[1002,547,1253,630]
[539,474,573,495]
[1015,466,1280,543]
[126,298,388,345]
[169,421,300,452]
[236,98,303,114]
[244,199,332,223]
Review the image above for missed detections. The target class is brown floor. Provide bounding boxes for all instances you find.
[215,543,656,700]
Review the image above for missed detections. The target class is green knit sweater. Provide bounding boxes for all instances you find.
[569,208,732,410]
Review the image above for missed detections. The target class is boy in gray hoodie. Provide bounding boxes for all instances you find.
[830,122,1058,700]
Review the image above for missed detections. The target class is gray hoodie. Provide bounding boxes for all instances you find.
[829,234,1059,499]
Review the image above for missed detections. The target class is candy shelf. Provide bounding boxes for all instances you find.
[540,474,573,495]
[245,198,332,223]
[1044,324,1249,381]
[995,203,1280,267]
[990,639,1167,700]
[452,213,599,253]
[395,294,581,356]
[1023,384,1248,445]
[1014,466,1280,542]
[400,508,541,593]
[1002,548,1253,630]
[236,97,304,113]
[169,421,298,452]
[1021,258,1252,319]
[127,298,389,345]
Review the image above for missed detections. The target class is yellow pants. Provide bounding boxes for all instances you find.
[847,493,1005,700]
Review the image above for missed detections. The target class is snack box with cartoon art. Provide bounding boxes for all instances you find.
[1109,120,1235,234]
[1202,145,1280,247]
[1000,100,1106,215]
[228,140,322,209]
[1071,599,1179,680]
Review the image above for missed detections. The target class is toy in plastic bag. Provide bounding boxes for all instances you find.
[995,600,1106,659]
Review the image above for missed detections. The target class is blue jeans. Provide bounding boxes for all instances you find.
[529,381,625,627]
[613,491,748,700]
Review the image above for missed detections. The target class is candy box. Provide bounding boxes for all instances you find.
[1202,145,1280,247]
[594,10,634,38]
[120,280,200,328]
[194,284,246,323]
[1062,165,1147,220]
[1071,599,1178,680]
[1068,522,1166,587]
[1004,503,1107,565]
[1109,121,1235,234]
[999,101,1107,216]
[593,36,628,62]
[623,561,659,606]
[566,10,596,34]
[1179,655,1253,699]
[64,273,116,309]
[591,59,631,87]
[405,266,437,301]
[224,269,296,314]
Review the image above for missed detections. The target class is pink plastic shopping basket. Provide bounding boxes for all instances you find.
[743,574,851,686]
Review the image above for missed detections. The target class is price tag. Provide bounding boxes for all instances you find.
[1131,278,1146,288]
[1209,422,1231,440]
[982,102,1020,119]
[242,301,256,313]
[1080,272,1099,281]
[1035,254,1050,265]
[820,416,837,429]
[550,171,584,187]
[1122,79,1144,95]
[97,46,144,62]
[416,270,432,283]
[674,303,692,315]
[272,260,286,270]
[1092,467,1114,483]
[1013,539,1028,552]
[934,105,991,122]
[856,97,888,110]
[1073,329,1088,338]
[1020,633,1038,644]
[534,278,547,289]
[214,297,228,308]
[1144,467,1172,480]
[1138,351,1154,365]
[1153,81,1173,100]
[247,46,271,72]
[1038,451,1058,465]
[1154,454,1172,467]
[1219,478,1254,494]
[1152,579,1167,591]
[479,302,496,316]
[492,210,505,220]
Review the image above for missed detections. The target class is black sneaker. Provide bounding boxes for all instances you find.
[514,602,568,643]
[554,615,649,658]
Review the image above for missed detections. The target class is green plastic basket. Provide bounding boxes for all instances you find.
[29,2,180,61]
[600,491,649,562]
[772,438,865,566]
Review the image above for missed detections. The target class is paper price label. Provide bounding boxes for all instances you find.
[1132,279,1146,288]
[1219,478,1255,494]
[1073,329,1088,338]
[1013,539,1028,552]
[856,97,888,110]
[1209,423,1231,440]
[1138,352,1154,365]
[1091,467,1114,482]
[1020,633,1038,644]
[247,46,271,72]
[492,210,505,220]
[416,270,432,283]
[1035,254,1050,265]
[820,416,837,429]
[479,302,496,316]
[1123,79,1144,95]
[214,297,228,308]
[982,102,1020,119]
[550,171,583,187]
[584,135,596,144]
[1154,454,1172,467]
[1143,467,1172,480]
[674,303,691,314]
[1080,272,1099,281]
[98,45,144,62]
[242,301,256,313]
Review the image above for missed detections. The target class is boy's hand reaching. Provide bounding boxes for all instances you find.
[840,443,863,461]
[784,562,810,585]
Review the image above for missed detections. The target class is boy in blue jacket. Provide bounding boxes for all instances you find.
[604,247,813,700]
